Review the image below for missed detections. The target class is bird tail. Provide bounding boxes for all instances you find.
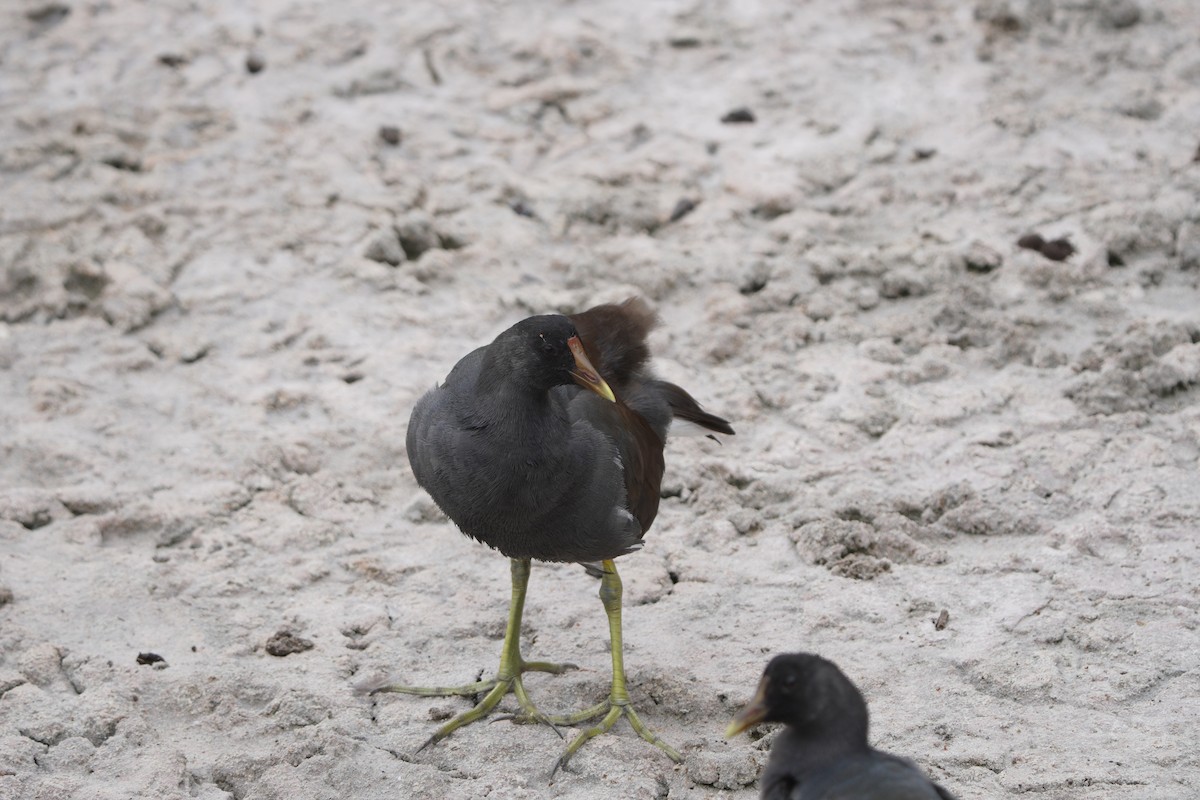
[656,381,735,435]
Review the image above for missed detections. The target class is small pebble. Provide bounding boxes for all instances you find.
[1017,233,1045,251]
[136,652,167,667]
[721,107,756,124]
[157,53,189,68]
[246,53,265,74]
[963,241,1002,273]
[1100,0,1141,29]
[26,3,70,24]
[265,630,314,657]
[363,229,405,267]
[1039,237,1075,262]
[1017,232,1074,262]
[669,198,697,222]
[855,286,880,311]
[379,125,402,145]
[428,705,455,721]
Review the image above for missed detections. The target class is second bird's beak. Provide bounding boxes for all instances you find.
[568,336,616,403]
[725,676,770,738]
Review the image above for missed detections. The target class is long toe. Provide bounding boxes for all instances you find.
[381,666,574,751]
[373,657,576,697]
[371,677,499,698]
[549,699,682,780]
[415,679,511,751]
[521,660,579,675]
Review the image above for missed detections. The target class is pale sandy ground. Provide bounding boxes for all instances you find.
[2,1,1199,798]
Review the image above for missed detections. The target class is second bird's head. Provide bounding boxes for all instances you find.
[503,315,616,402]
[725,652,870,739]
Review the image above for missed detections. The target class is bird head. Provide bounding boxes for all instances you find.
[725,652,869,741]
[508,315,615,402]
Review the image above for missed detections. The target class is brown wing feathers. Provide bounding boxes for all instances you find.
[570,298,734,436]
[614,403,666,534]
[568,298,731,534]
[568,298,657,389]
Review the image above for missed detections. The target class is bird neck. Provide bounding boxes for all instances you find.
[785,704,870,757]
[773,719,871,777]
[466,358,562,441]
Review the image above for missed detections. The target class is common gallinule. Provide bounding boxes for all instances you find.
[727,653,959,800]
[380,298,733,773]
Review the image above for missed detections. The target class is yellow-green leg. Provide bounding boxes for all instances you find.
[550,559,682,777]
[371,558,575,750]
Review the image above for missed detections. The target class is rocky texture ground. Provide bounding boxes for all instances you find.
[2,0,1199,798]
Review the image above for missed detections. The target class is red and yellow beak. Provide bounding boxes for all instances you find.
[568,336,616,403]
[725,675,770,738]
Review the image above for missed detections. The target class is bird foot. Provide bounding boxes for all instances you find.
[371,660,578,749]
[548,697,682,780]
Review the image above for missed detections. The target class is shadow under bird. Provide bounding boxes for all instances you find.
[727,653,959,800]
[380,298,733,774]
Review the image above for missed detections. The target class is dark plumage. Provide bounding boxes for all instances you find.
[389,298,733,771]
[406,299,730,562]
[407,314,638,563]
[727,653,958,800]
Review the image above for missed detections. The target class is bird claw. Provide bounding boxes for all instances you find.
[547,700,682,782]
[380,665,574,752]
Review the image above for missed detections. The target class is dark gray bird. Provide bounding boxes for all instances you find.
[727,653,959,800]
[378,298,732,773]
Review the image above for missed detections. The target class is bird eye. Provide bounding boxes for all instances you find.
[538,333,556,354]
